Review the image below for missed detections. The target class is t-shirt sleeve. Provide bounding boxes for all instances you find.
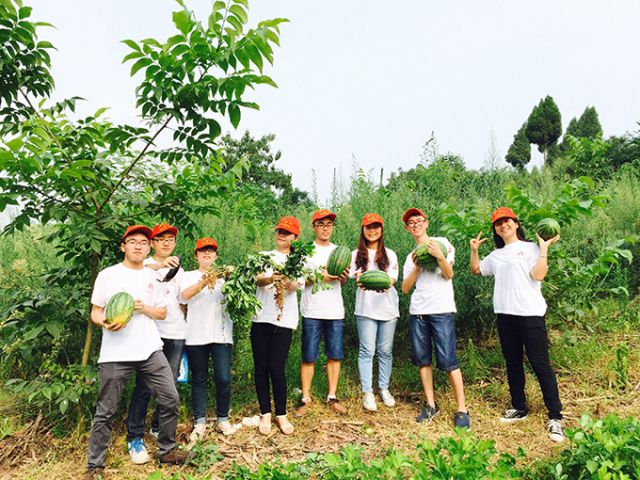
[525,243,540,270]
[402,252,415,279]
[388,250,399,281]
[479,254,494,277]
[91,270,107,307]
[153,279,168,309]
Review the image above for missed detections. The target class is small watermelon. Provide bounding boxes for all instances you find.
[327,246,351,276]
[536,218,561,241]
[415,240,447,271]
[105,292,135,326]
[359,270,392,291]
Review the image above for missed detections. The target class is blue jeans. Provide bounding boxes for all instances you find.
[356,315,398,393]
[186,343,233,423]
[409,313,459,371]
[301,317,344,363]
[127,338,184,441]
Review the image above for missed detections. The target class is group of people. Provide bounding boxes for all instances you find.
[84,206,564,479]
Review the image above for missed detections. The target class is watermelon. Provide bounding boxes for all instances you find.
[105,292,135,326]
[536,218,561,241]
[327,246,351,276]
[415,240,447,271]
[359,270,391,291]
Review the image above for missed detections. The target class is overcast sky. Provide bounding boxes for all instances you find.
[27,0,640,203]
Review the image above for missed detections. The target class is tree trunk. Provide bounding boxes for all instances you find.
[81,251,100,367]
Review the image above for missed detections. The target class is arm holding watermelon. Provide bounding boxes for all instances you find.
[91,304,126,331]
[530,234,560,281]
[134,300,167,320]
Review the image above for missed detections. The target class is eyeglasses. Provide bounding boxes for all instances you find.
[197,246,217,253]
[153,237,176,244]
[124,240,150,247]
[406,219,425,227]
[314,222,334,229]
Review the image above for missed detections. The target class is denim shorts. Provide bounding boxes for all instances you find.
[301,317,344,363]
[409,313,459,371]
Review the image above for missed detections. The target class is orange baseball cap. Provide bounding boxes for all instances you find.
[121,224,152,241]
[195,237,218,252]
[151,223,178,238]
[311,209,336,223]
[402,208,427,223]
[491,207,518,224]
[361,213,384,227]
[274,216,301,236]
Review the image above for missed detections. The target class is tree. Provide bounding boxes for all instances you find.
[0,0,287,368]
[560,106,603,153]
[505,123,531,170]
[525,96,562,165]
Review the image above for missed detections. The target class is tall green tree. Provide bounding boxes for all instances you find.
[505,123,531,170]
[525,95,562,165]
[560,106,603,153]
[0,0,287,367]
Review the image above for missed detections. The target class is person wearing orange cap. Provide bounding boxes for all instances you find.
[470,207,564,442]
[86,225,186,477]
[251,216,303,435]
[349,213,400,412]
[401,208,470,429]
[179,237,240,444]
[127,223,186,458]
[296,209,349,417]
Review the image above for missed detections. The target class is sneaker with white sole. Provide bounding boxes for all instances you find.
[218,421,241,436]
[547,419,565,442]
[148,428,159,441]
[189,423,207,445]
[499,408,528,423]
[363,392,377,411]
[379,389,396,407]
[127,438,151,465]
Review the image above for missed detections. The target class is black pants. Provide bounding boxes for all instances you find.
[496,314,563,420]
[250,322,293,416]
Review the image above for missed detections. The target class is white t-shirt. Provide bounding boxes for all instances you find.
[144,258,186,340]
[91,263,166,363]
[479,240,547,316]
[300,242,345,320]
[403,237,457,315]
[179,270,233,346]
[349,248,400,321]
[252,250,304,330]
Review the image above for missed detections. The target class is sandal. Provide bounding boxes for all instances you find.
[259,413,272,436]
[275,415,294,435]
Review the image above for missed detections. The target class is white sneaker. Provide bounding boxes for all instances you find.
[189,423,207,445]
[127,438,151,464]
[379,389,396,407]
[148,428,159,441]
[363,392,377,411]
[218,421,242,436]
[547,419,566,443]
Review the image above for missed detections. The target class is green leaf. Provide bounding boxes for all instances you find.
[229,4,248,23]
[172,9,192,35]
[130,57,152,76]
[59,399,69,414]
[45,322,61,339]
[228,103,241,128]
[122,39,141,52]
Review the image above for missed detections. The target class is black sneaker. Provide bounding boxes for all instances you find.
[499,408,528,423]
[416,403,439,423]
[453,411,471,430]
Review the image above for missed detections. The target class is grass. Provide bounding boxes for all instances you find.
[2,324,638,480]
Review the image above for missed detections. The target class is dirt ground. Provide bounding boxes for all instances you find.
[0,335,640,480]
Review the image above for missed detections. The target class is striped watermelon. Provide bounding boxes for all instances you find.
[105,292,135,326]
[536,218,561,241]
[415,240,447,271]
[359,270,391,291]
[327,246,351,276]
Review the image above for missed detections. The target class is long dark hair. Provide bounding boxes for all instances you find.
[355,225,389,272]
[492,220,529,248]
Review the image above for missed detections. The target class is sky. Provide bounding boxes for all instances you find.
[25,0,640,203]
